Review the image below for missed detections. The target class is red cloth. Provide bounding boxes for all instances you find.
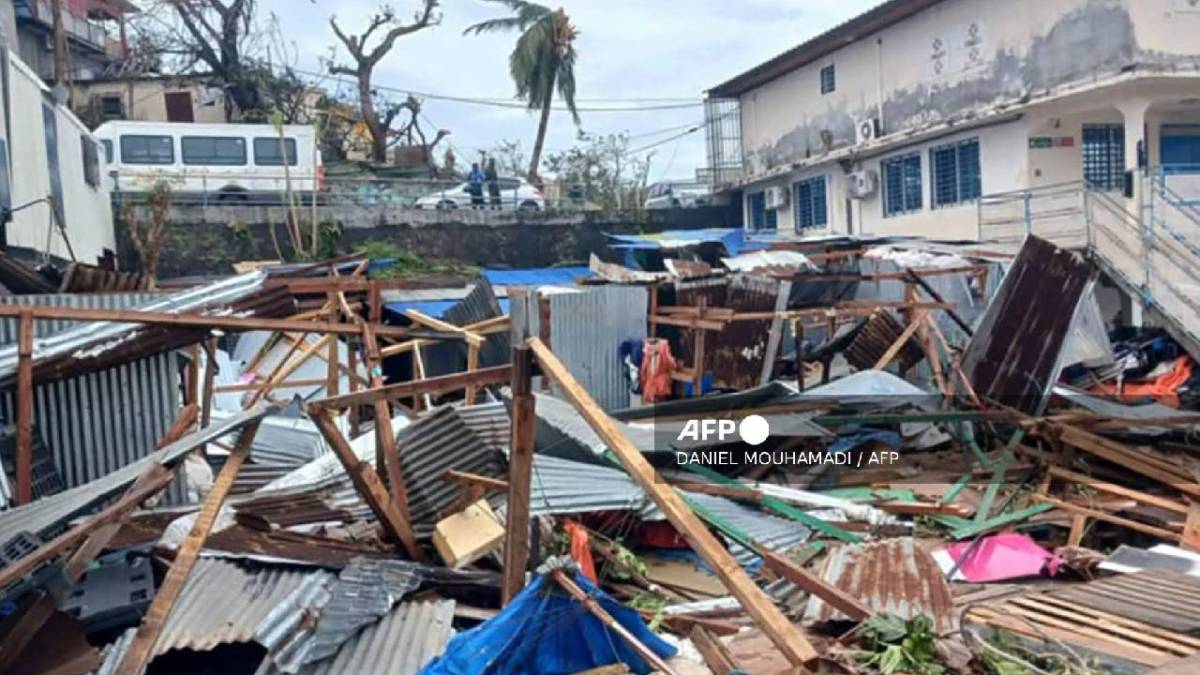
[640,338,676,403]
[563,520,597,583]
[1093,356,1193,408]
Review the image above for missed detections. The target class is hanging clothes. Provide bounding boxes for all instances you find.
[562,520,597,583]
[639,338,676,403]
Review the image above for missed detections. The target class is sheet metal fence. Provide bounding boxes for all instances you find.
[0,292,184,507]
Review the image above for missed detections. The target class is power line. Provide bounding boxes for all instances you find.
[290,67,703,113]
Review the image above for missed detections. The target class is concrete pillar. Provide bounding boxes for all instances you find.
[1117,99,1151,214]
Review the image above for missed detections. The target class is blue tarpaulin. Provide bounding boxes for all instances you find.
[420,570,676,675]
[604,228,767,256]
[383,298,511,320]
[483,267,593,287]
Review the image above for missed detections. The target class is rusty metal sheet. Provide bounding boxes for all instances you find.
[802,537,956,632]
[675,274,790,390]
[1044,569,1200,634]
[960,235,1093,414]
[844,310,925,371]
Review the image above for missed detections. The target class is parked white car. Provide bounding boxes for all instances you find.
[644,182,711,209]
[414,177,544,211]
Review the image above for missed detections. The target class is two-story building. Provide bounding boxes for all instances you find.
[707,0,1200,241]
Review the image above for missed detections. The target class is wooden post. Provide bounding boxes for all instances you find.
[200,335,217,429]
[464,342,481,405]
[538,294,552,392]
[348,338,361,438]
[309,407,423,560]
[528,338,818,666]
[551,569,679,675]
[692,297,706,398]
[502,345,536,603]
[326,297,340,398]
[15,309,33,506]
[185,344,200,406]
[362,323,415,536]
[114,420,263,675]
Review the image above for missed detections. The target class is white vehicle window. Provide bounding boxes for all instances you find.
[498,178,520,190]
[254,137,298,166]
[121,135,174,165]
[182,136,247,165]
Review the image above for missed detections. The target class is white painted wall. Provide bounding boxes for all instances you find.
[4,53,114,262]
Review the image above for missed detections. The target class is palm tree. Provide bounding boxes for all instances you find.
[465,1,579,183]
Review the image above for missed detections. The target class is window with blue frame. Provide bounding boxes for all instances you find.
[793,175,828,230]
[747,192,777,230]
[930,138,981,208]
[882,152,922,216]
[1082,123,1124,189]
[820,64,835,95]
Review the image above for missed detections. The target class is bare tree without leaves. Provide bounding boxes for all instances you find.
[123,182,173,288]
[163,0,265,117]
[329,2,441,163]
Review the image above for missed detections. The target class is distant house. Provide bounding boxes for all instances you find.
[72,73,228,125]
[11,0,135,83]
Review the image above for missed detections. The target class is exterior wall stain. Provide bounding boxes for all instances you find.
[748,0,1138,174]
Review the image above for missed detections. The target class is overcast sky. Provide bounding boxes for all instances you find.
[261,0,879,181]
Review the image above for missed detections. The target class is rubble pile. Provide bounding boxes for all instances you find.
[0,232,1198,674]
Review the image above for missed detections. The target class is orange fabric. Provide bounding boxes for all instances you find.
[1093,356,1193,408]
[563,520,597,583]
[640,338,677,403]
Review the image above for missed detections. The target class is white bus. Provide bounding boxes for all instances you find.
[92,121,323,201]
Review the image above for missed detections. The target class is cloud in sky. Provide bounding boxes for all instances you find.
[264,0,879,181]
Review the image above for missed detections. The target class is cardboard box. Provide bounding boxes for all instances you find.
[433,499,505,568]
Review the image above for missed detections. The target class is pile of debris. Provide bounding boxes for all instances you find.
[0,233,1198,674]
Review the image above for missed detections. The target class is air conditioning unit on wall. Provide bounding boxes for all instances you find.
[764,185,789,210]
[847,169,878,198]
[855,117,881,145]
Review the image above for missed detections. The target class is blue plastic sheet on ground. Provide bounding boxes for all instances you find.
[419,571,676,675]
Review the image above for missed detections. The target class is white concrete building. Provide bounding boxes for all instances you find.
[707,0,1200,240]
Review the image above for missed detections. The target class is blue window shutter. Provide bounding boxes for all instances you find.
[813,176,827,226]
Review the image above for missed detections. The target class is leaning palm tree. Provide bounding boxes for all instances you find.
[465,1,579,183]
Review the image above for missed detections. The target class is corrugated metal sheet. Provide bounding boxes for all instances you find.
[423,277,510,377]
[0,271,287,386]
[286,600,455,675]
[675,275,790,390]
[257,557,424,673]
[513,286,648,412]
[0,405,277,554]
[0,292,181,505]
[844,310,925,372]
[256,405,506,538]
[960,235,1093,414]
[1044,569,1200,633]
[803,538,956,632]
[153,558,333,656]
[524,390,657,462]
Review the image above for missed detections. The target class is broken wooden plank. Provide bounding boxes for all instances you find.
[308,407,423,560]
[15,309,33,505]
[551,568,680,675]
[530,337,819,665]
[502,345,536,604]
[690,626,740,675]
[113,419,263,675]
[311,365,513,410]
[756,545,871,622]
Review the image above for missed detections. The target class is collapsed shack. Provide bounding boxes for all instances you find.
[0,234,1198,674]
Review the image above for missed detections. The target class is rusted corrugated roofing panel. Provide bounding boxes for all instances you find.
[675,274,790,390]
[960,235,1093,414]
[803,538,956,632]
[844,310,925,371]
